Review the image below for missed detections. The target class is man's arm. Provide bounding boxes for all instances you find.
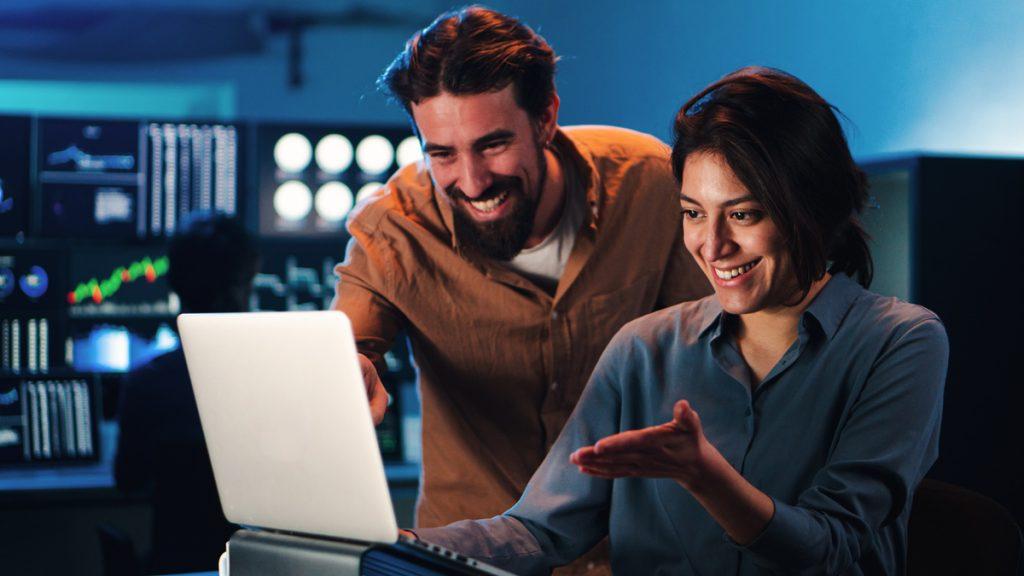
[331,225,405,424]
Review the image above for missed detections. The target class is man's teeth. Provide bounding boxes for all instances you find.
[469,191,509,213]
[714,260,758,280]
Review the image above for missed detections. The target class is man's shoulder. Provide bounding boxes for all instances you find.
[346,163,441,235]
[562,125,671,163]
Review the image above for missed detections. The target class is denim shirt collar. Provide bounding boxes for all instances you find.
[697,273,863,343]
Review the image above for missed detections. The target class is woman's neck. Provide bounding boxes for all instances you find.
[733,274,832,385]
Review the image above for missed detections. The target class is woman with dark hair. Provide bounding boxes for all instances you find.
[414,67,948,575]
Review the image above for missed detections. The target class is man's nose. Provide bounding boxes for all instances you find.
[458,156,494,198]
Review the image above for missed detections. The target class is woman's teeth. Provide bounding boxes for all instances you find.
[469,191,509,213]
[714,259,759,280]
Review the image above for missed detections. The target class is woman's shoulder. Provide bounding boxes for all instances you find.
[842,287,948,351]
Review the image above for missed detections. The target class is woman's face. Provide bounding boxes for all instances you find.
[680,151,799,315]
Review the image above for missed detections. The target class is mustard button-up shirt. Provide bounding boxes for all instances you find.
[332,126,710,541]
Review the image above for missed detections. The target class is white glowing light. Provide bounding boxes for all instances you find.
[356,182,384,204]
[315,134,354,174]
[355,135,395,174]
[273,180,313,221]
[314,182,354,222]
[396,135,423,167]
[273,133,313,173]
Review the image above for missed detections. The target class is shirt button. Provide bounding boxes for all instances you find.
[744,407,752,416]
[551,310,559,320]
[550,381,559,391]
[587,562,595,570]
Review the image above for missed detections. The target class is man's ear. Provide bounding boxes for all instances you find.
[536,92,561,145]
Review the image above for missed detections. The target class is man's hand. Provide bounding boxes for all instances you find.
[569,400,715,490]
[358,353,388,426]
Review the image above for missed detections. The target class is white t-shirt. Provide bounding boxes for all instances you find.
[504,162,585,293]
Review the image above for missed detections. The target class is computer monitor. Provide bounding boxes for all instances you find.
[37,117,244,239]
[65,245,179,373]
[0,116,31,237]
[0,245,68,374]
[0,374,101,465]
[143,120,243,236]
[257,124,420,237]
[37,118,144,239]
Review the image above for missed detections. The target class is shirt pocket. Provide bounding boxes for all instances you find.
[563,270,661,399]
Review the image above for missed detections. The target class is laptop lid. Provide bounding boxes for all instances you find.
[178,311,398,544]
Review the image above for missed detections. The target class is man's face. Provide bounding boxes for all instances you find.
[411,86,550,260]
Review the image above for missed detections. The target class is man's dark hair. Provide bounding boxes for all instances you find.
[671,66,873,293]
[378,5,557,120]
[167,213,259,314]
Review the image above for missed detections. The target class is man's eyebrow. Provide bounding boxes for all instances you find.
[678,194,758,207]
[421,129,515,154]
[473,129,516,148]
[423,141,452,154]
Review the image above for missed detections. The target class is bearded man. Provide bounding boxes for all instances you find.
[331,6,709,575]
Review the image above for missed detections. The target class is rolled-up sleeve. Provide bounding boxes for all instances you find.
[331,213,404,374]
[738,317,948,574]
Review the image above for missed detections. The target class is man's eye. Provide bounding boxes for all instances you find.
[429,151,454,163]
[681,209,702,220]
[483,141,510,153]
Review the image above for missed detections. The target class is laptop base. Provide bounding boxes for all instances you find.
[226,528,515,576]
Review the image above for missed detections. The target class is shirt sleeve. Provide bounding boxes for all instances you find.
[415,330,635,574]
[330,217,405,375]
[737,317,948,574]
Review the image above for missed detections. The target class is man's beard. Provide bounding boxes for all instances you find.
[450,147,547,261]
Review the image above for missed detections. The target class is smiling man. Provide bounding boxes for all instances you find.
[331,7,708,574]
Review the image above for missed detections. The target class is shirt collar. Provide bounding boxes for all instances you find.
[696,273,862,342]
[800,273,862,341]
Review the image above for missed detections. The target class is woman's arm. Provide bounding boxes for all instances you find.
[574,317,948,574]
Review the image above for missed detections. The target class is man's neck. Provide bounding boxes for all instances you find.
[523,145,566,250]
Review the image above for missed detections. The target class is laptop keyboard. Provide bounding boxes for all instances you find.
[360,537,516,575]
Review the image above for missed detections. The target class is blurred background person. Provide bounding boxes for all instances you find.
[115,213,259,574]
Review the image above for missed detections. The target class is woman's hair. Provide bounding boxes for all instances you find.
[671,66,873,291]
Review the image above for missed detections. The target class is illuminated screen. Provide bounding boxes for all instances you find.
[37,118,143,239]
[0,375,100,464]
[258,124,416,237]
[36,118,242,239]
[0,116,31,237]
[144,121,242,236]
[0,246,68,374]
[70,321,178,373]
[251,239,346,312]
[65,245,179,373]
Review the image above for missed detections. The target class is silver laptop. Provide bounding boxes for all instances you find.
[179,311,513,575]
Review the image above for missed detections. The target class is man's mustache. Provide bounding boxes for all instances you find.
[446,175,523,203]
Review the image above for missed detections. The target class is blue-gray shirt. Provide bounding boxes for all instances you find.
[418,274,948,575]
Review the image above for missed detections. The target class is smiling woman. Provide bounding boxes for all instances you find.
[413,67,949,576]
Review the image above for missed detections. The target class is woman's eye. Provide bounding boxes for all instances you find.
[731,210,762,222]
